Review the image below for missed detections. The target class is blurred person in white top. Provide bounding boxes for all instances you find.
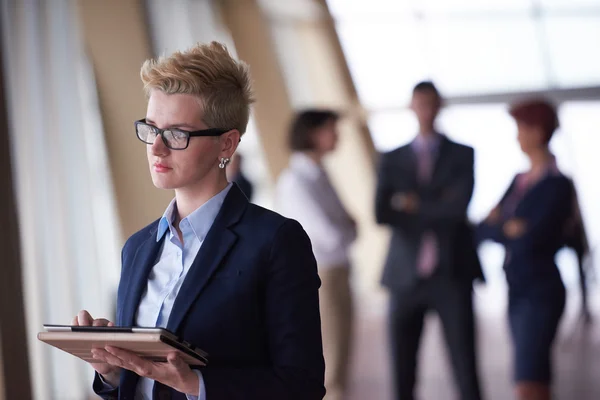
[276,109,356,400]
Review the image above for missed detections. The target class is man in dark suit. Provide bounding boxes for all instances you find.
[375,81,484,400]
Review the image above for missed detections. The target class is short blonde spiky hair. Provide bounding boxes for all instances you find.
[140,42,254,134]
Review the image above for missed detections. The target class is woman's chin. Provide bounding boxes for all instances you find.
[151,177,178,190]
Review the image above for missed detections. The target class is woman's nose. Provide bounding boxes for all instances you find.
[150,134,169,155]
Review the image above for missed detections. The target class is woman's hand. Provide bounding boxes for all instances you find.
[91,347,200,396]
[503,218,527,239]
[485,206,501,224]
[72,310,122,386]
[391,192,419,213]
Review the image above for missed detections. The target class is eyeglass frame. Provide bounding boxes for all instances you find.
[134,118,231,150]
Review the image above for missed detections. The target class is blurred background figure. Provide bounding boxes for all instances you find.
[276,109,357,400]
[476,99,578,400]
[375,81,484,400]
[226,153,254,201]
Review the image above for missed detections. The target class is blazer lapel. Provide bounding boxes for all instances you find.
[429,136,452,186]
[402,145,419,186]
[119,227,164,327]
[166,184,247,333]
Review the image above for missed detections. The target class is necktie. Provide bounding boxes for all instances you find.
[416,141,438,277]
[417,142,434,183]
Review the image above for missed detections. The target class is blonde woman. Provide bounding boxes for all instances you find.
[72,43,325,400]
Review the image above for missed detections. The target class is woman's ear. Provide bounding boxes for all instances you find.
[220,129,241,158]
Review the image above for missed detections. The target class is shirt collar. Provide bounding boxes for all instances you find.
[413,131,443,149]
[156,182,233,242]
[289,152,324,180]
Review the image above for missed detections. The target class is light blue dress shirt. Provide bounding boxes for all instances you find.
[133,183,232,400]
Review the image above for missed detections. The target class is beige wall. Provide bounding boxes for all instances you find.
[219,0,295,179]
[78,0,173,240]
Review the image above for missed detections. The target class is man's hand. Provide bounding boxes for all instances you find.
[91,347,200,396]
[72,310,121,386]
[391,192,419,213]
[503,218,527,239]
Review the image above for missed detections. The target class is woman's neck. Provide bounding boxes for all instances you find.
[527,147,554,176]
[303,150,324,165]
[174,173,229,222]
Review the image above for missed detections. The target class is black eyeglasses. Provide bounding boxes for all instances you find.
[135,119,230,150]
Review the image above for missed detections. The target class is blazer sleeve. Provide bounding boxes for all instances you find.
[92,373,119,400]
[375,147,475,230]
[475,177,517,245]
[509,177,572,253]
[476,177,572,250]
[374,151,418,230]
[200,219,326,400]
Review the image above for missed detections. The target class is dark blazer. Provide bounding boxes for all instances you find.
[375,136,484,289]
[93,184,326,400]
[233,172,253,202]
[476,174,573,291]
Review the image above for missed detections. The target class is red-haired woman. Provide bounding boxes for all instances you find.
[477,99,573,400]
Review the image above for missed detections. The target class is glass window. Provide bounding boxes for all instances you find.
[436,104,526,219]
[542,16,600,87]
[330,0,600,100]
[327,0,413,18]
[329,0,600,295]
[538,0,600,11]
[425,18,548,95]
[336,20,431,108]
[368,109,417,152]
[415,0,533,13]
[558,101,600,257]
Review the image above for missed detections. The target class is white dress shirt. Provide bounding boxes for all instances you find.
[134,183,232,400]
[275,152,356,268]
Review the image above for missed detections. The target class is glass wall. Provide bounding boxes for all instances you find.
[327,0,600,312]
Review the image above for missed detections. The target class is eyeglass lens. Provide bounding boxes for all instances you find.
[137,124,189,149]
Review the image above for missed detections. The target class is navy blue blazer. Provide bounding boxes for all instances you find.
[93,184,326,400]
[476,174,572,292]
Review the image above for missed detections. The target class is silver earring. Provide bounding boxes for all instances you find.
[219,157,230,169]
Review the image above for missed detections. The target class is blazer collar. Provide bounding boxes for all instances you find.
[405,134,451,182]
[119,183,248,329]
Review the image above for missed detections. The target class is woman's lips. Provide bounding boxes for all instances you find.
[153,163,171,173]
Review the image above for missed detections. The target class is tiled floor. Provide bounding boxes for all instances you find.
[347,286,600,400]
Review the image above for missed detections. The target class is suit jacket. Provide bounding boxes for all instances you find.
[233,172,253,202]
[375,136,484,290]
[93,184,326,400]
[476,173,572,291]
